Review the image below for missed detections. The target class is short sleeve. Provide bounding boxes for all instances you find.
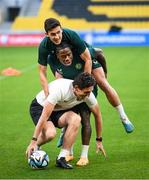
[38,38,49,66]
[64,29,87,55]
[84,92,97,108]
[46,88,61,105]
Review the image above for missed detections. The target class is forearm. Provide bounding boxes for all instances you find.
[26,102,54,157]
[91,104,103,138]
[32,102,54,139]
[84,59,92,74]
[80,48,92,74]
[95,114,102,138]
[26,108,50,157]
[91,105,106,156]
[33,113,49,139]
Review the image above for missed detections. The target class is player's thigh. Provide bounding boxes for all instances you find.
[29,98,43,125]
[58,111,81,128]
[92,67,110,90]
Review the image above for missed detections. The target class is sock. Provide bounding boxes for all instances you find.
[69,145,74,156]
[115,104,129,122]
[80,145,89,159]
[58,149,69,159]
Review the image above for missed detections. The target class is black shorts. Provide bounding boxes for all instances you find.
[29,98,80,128]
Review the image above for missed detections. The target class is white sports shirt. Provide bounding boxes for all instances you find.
[36,78,97,111]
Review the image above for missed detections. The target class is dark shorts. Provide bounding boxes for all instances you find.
[29,98,80,128]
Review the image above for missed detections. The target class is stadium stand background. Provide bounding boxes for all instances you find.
[0,0,149,46]
[11,0,149,31]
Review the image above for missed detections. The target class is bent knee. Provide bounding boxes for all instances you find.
[46,129,57,141]
[69,113,81,128]
[93,69,111,90]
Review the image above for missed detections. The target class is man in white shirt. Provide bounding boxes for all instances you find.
[26,72,106,169]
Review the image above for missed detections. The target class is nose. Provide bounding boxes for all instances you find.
[65,56,70,62]
[55,33,59,39]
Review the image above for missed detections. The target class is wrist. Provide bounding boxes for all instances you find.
[96,137,102,142]
[32,137,37,141]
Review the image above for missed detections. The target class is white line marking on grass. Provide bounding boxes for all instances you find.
[21,64,37,73]
[0,64,37,80]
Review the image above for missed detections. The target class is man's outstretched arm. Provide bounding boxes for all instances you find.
[90,103,106,157]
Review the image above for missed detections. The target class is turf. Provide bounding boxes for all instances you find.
[0,46,149,179]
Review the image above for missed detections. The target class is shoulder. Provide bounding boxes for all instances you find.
[39,36,49,47]
[85,92,97,105]
[38,37,49,52]
[39,36,55,56]
[62,28,86,54]
[63,28,76,34]
[49,79,73,95]
[62,28,79,39]
[88,92,96,100]
[50,78,73,87]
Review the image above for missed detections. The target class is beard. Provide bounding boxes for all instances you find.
[76,96,86,101]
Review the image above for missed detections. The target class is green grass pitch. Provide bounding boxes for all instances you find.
[0,46,149,179]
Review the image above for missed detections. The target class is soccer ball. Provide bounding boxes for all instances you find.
[28,150,49,169]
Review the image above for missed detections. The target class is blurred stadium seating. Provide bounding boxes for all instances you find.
[11,0,149,31]
[0,0,149,46]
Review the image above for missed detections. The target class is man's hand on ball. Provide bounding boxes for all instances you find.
[26,141,37,158]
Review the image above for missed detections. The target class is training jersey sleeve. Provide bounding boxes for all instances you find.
[63,29,87,55]
[46,88,61,105]
[38,38,49,66]
[84,92,98,108]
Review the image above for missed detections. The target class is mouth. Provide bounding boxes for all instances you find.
[61,60,72,66]
[54,39,61,44]
[64,61,72,66]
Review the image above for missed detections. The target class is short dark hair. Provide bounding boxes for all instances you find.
[44,18,61,33]
[73,72,96,89]
[56,42,73,55]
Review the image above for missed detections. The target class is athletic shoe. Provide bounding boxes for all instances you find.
[122,119,134,133]
[76,157,89,166]
[56,157,73,169]
[65,155,74,162]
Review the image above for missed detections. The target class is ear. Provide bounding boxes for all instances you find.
[74,85,78,89]
[60,28,63,33]
[45,32,48,37]
[74,85,81,93]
